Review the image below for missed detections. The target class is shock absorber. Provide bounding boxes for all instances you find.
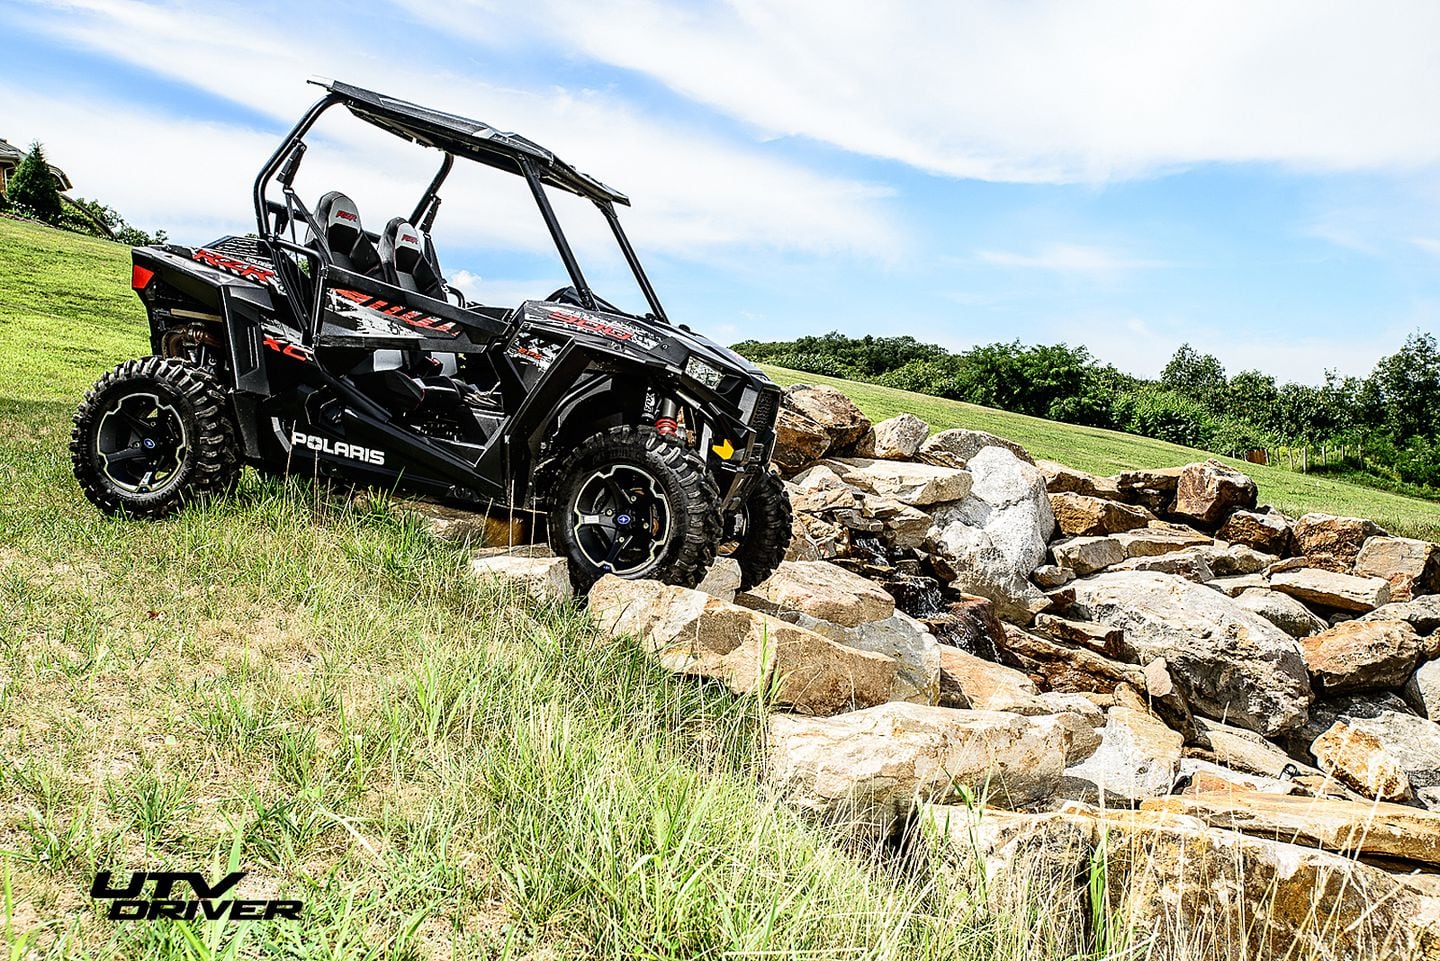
[655,397,679,437]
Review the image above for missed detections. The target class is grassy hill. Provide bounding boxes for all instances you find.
[0,216,1432,958]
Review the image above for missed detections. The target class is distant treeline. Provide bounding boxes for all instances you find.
[733,331,1440,493]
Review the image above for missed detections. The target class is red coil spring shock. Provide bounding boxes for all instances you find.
[655,397,680,436]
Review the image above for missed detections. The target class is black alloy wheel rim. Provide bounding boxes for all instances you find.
[95,391,189,495]
[571,463,672,576]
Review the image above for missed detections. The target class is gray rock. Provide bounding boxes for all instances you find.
[917,428,1034,469]
[1404,659,1440,719]
[1110,549,1215,582]
[855,413,929,460]
[1186,716,1321,781]
[696,556,742,602]
[1358,594,1440,635]
[1234,588,1328,638]
[1207,573,1271,597]
[1032,564,1075,589]
[926,447,1055,622]
[1112,525,1213,558]
[1061,706,1184,804]
[824,457,972,506]
[1068,571,1313,736]
[469,553,572,603]
[1052,536,1126,577]
[794,610,941,705]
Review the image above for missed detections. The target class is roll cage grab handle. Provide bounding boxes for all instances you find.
[251,92,670,331]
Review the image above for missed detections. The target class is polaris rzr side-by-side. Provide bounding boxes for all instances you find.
[71,78,790,591]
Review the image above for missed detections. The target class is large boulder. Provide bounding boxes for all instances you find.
[1300,619,1425,693]
[917,428,1033,469]
[1171,459,1258,528]
[1049,492,1152,537]
[1217,508,1294,556]
[1061,705,1184,804]
[1293,513,1387,572]
[926,446,1055,622]
[588,576,896,715]
[922,803,1440,960]
[1068,571,1313,736]
[772,406,832,475]
[1354,535,1440,601]
[747,560,894,627]
[1271,568,1392,613]
[822,457,972,506]
[767,704,1073,830]
[782,385,870,451]
[1142,790,1440,866]
[1234,587,1328,638]
[854,413,929,460]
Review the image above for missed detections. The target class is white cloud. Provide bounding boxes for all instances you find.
[975,243,1166,274]
[1412,237,1440,260]
[412,0,1440,183]
[13,0,901,260]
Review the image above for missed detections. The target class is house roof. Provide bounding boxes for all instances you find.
[0,138,73,191]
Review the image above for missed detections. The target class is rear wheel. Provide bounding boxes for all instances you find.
[727,468,792,590]
[548,426,723,593]
[71,356,238,518]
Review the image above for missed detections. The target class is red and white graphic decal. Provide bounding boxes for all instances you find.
[193,248,280,287]
[330,288,460,336]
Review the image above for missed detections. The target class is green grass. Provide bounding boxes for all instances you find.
[760,366,1440,541]
[0,216,1423,960]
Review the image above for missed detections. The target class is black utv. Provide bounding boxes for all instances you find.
[71,78,790,591]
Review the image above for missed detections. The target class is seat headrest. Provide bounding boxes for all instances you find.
[386,219,425,272]
[315,191,363,250]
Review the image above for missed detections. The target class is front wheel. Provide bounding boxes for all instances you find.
[727,468,792,590]
[548,425,723,593]
[71,356,238,518]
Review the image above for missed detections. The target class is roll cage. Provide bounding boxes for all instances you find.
[252,77,670,343]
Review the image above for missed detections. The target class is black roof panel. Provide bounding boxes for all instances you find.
[310,78,629,206]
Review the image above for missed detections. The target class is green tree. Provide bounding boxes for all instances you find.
[1368,331,1440,442]
[1161,343,1227,410]
[6,142,63,223]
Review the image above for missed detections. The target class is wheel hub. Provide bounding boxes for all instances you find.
[94,391,188,496]
[571,464,671,577]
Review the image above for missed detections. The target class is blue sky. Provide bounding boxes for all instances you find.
[5,0,1440,383]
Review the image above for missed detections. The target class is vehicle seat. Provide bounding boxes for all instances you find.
[312,191,382,277]
[379,218,447,300]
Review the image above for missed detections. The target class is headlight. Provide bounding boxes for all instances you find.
[685,355,724,389]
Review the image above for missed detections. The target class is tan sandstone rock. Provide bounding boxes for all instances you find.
[589,576,896,715]
[1171,459,1258,528]
[917,427,1034,468]
[1049,492,1153,537]
[782,385,871,451]
[746,560,895,627]
[1217,508,1293,556]
[767,703,1073,830]
[469,552,572,603]
[1355,535,1440,601]
[1271,567,1392,613]
[1301,619,1425,692]
[1293,512,1388,572]
[823,457,972,506]
[1312,721,1416,802]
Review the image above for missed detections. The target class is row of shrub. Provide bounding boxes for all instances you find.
[734,332,1440,492]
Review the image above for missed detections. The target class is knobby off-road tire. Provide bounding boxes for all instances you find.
[729,467,792,590]
[71,356,239,518]
[548,425,724,594]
